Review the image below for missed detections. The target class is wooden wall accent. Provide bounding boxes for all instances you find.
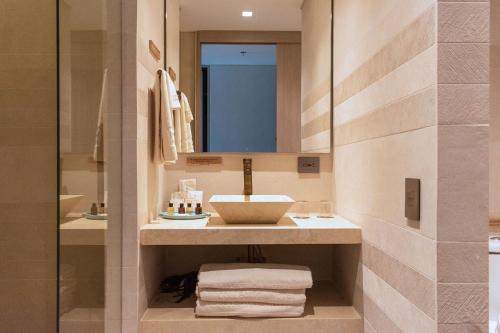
[276,43,301,153]
[197,31,301,44]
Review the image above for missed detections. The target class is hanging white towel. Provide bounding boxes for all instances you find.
[198,263,313,290]
[153,69,178,164]
[93,68,108,162]
[166,73,183,152]
[167,73,181,109]
[179,92,194,153]
[195,300,305,318]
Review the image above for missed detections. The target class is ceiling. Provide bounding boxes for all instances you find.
[179,0,303,32]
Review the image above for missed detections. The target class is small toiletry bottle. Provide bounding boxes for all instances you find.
[90,203,98,215]
[178,203,185,214]
[186,203,193,214]
[195,203,202,215]
[98,203,105,214]
[167,202,175,214]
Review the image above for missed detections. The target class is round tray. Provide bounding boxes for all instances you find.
[82,213,108,220]
[159,212,210,220]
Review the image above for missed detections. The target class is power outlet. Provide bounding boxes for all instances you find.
[298,157,320,173]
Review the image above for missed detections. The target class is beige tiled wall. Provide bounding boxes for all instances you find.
[334,1,490,331]
[163,154,333,212]
[334,2,438,330]
[0,0,57,332]
[300,0,331,153]
[436,1,490,331]
[122,0,168,332]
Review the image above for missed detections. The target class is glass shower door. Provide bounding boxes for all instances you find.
[58,0,122,332]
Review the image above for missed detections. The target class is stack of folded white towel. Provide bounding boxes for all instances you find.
[195,263,313,318]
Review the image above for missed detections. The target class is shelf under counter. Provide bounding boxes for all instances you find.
[140,215,361,245]
[140,281,362,333]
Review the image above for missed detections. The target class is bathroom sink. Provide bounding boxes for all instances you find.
[60,195,85,218]
[209,195,295,224]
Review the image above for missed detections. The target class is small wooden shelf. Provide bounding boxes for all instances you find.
[140,281,362,333]
[140,215,361,246]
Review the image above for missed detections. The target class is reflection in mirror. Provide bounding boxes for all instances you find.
[174,0,332,153]
[201,44,277,152]
[58,0,122,332]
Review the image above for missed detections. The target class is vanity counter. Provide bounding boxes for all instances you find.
[140,215,361,245]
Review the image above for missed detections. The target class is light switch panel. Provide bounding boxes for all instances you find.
[405,178,420,221]
[298,157,320,173]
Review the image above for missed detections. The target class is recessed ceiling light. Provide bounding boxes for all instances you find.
[242,11,253,17]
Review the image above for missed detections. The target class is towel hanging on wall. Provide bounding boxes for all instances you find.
[153,69,178,164]
[179,92,194,153]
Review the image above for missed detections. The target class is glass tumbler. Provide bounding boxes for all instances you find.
[318,200,334,218]
[293,200,310,219]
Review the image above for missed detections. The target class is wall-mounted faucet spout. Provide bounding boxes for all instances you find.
[243,158,252,195]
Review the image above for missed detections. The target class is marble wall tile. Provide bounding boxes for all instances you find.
[437,242,488,283]
[438,84,489,125]
[437,125,489,242]
[438,324,488,333]
[335,126,437,241]
[438,2,490,43]
[364,320,378,333]
[438,43,489,84]
[437,283,488,324]
[0,279,57,332]
[0,0,56,54]
[334,0,435,86]
[439,0,488,2]
[363,241,436,318]
[363,266,436,333]
[334,5,435,106]
[335,86,436,146]
[334,45,437,127]
[363,294,402,333]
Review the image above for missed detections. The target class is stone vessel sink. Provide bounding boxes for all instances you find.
[209,195,295,224]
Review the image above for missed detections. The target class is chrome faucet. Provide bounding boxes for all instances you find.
[243,158,252,195]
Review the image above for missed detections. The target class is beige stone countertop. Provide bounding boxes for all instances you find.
[140,214,361,245]
[60,216,107,246]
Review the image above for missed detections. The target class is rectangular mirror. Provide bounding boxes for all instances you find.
[170,0,332,153]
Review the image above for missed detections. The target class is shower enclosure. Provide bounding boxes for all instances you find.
[58,0,122,332]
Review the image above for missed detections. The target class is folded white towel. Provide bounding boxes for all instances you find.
[195,300,305,318]
[198,263,313,290]
[197,288,306,305]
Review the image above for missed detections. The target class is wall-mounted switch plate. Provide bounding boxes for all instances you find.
[405,178,420,221]
[298,157,320,173]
